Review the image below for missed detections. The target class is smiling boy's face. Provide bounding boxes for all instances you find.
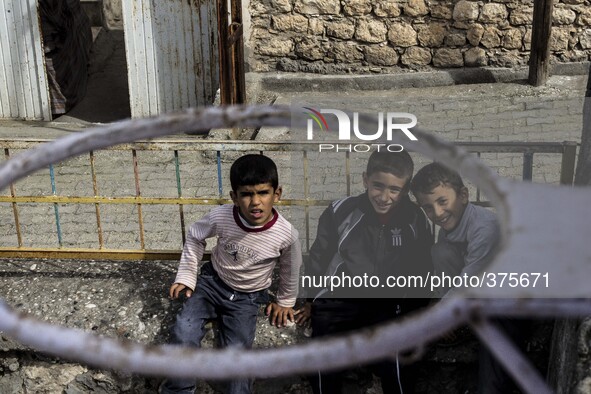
[230,183,281,226]
[415,183,469,232]
[363,171,409,215]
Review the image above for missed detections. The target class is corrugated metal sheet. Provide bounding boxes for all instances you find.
[122,0,219,118]
[0,0,52,120]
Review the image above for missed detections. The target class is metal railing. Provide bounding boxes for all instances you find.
[0,139,578,260]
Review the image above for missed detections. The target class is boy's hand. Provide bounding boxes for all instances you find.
[265,303,294,328]
[294,302,312,327]
[169,283,192,299]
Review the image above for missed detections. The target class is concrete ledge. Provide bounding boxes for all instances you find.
[251,62,590,93]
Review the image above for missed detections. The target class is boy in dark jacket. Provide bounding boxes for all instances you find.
[302,150,433,393]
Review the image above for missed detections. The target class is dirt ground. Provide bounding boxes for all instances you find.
[0,258,554,393]
[0,258,312,393]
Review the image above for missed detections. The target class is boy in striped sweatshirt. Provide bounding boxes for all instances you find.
[161,154,302,394]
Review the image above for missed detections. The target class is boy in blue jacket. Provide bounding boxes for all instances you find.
[411,162,527,394]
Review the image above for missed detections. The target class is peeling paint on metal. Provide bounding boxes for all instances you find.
[122,0,219,118]
[0,0,51,120]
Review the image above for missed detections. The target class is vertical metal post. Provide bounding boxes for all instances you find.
[523,152,534,182]
[132,150,146,249]
[217,150,223,198]
[174,150,186,245]
[49,164,63,246]
[303,151,310,252]
[560,142,577,185]
[4,149,22,247]
[89,151,104,249]
[476,152,482,202]
[345,151,351,197]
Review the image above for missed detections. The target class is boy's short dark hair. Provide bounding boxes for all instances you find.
[366,150,414,182]
[410,162,465,196]
[230,154,279,191]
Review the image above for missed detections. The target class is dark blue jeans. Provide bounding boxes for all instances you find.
[478,318,531,394]
[161,262,269,394]
[309,298,418,394]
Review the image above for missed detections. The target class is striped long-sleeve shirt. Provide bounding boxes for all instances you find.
[174,204,302,307]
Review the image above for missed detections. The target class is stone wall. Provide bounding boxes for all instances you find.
[247,0,591,73]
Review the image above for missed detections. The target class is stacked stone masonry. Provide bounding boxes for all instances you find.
[249,0,591,73]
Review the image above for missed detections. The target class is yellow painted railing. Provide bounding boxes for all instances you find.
[0,139,577,260]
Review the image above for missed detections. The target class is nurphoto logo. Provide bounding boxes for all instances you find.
[301,107,418,153]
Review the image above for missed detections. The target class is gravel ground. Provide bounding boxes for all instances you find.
[0,258,553,393]
[0,258,314,393]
